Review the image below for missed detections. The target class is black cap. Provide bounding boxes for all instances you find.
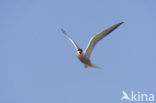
[77,49,83,51]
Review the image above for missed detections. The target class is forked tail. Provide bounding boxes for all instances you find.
[85,62,102,69]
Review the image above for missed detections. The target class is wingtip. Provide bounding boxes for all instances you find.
[119,22,124,24]
[61,28,67,35]
[61,28,64,32]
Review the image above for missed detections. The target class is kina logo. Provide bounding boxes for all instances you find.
[121,91,154,102]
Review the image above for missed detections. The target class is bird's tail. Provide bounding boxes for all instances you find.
[85,62,102,69]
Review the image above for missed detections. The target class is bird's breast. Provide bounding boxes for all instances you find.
[77,54,90,64]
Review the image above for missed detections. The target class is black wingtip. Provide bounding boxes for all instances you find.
[61,28,64,32]
[119,22,124,24]
[61,28,67,35]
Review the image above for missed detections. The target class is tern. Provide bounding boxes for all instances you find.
[61,22,123,69]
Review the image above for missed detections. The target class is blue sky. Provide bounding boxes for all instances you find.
[0,0,156,103]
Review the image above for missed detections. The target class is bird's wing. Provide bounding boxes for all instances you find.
[61,29,80,50]
[84,22,123,58]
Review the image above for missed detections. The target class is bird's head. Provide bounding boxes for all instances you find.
[77,49,83,56]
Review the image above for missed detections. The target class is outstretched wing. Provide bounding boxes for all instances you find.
[84,22,123,58]
[61,29,80,50]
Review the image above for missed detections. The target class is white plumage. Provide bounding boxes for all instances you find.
[61,22,123,69]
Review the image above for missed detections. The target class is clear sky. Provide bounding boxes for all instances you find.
[0,0,156,103]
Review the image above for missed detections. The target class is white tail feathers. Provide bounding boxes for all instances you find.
[85,62,102,69]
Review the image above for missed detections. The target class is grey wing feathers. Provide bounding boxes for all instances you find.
[84,22,124,58]
[61,29,80,50]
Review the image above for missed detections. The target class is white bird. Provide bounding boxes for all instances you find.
[61,22,123,69]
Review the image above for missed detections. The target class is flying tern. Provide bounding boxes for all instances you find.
[61,22,123,69]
